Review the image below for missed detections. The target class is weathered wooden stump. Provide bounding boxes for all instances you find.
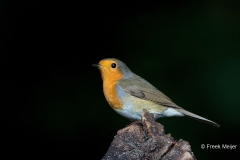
[102,109,196,160]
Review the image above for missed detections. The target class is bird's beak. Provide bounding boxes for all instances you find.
[92,64,100,68]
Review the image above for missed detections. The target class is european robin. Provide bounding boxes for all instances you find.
[93,58,220,127]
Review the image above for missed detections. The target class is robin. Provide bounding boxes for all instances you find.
[93,58,220,127]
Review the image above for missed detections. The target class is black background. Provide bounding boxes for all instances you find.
[1,1,240,159]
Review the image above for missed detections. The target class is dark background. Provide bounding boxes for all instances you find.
[1,0,240,159]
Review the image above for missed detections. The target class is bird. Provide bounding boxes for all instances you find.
[92,58,220,127]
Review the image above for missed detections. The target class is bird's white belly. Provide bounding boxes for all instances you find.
[114,95,166,120]
[114,102,142,120]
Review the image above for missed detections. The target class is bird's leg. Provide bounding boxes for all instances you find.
[153,114,158,119]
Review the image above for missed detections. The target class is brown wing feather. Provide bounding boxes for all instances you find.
[119,75,182,109]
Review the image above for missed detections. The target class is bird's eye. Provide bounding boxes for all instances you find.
[111,63,117,68]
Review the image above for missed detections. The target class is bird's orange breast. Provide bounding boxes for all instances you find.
[103,81,123,110]
[99,64,124,110]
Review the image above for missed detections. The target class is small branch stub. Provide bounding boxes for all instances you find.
[102,109,196,160]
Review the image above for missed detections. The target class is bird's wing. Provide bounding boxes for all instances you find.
[118,75,182,109]
[119,75,220,127]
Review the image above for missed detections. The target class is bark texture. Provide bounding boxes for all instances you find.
[102,109,196,160]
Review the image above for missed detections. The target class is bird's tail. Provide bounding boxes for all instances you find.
[176,109,220,128]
